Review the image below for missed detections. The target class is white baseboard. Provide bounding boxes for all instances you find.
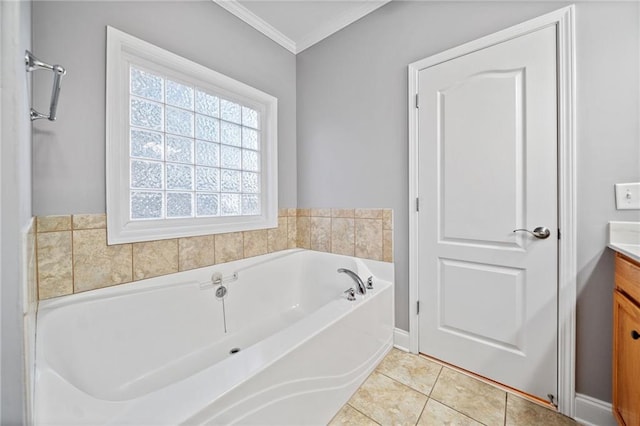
[574,393,616,426]
[393,328,410,352]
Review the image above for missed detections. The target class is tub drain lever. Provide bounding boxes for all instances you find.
[215,286,227,299]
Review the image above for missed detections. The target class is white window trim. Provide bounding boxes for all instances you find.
[106,26,278,245]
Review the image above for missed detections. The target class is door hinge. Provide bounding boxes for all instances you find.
[416,197,420,212]
[417,300,420,315]
[415,93,419,109]
[558,229,561,240]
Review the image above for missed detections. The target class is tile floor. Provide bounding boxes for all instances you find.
[329,348,577,426]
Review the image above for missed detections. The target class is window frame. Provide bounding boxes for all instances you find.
[106,26,278,244]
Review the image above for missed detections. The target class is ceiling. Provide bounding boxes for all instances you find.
[213,0,391,54]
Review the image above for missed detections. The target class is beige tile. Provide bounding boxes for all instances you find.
[506,394,576,426]
[297,208,311,217]
[287,208,297,217]
[355,209,383,219]
[349,371,427,426]
[355,219,383,261]
[37,231,73,299]
[243,230,268,258]
[383,229,394,262]
[215,232,244,264]
[383,209,393,230]
[329,404,378,426]
[332,209,355,218]
[418,399,482,426]
[73,229,132,293]
[310,217,332,252]
[310,208,331,217]
[287,217,297,249]
[296,216,311,249]
[72,213,106,230]
[278,208,287,217]
[376,348,442,395]
[26,224,38,305]
[331,218,355,256]
[430,368,506,426]
[37,215,71,232]
[132,239,178,280]
[268,217,288,252]
[178,235,215,271]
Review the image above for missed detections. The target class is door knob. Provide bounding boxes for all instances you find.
[513,227,551,239]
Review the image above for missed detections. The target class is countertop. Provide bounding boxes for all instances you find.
[608,221,640,263]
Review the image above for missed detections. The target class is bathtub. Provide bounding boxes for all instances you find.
[34,249,394,425]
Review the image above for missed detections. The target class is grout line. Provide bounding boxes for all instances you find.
[375,370,430,398]
[428,364,443,398]
[346,403,381,425]
[415,397,429,426]
[503,392,508,426]
[429,395,490,426]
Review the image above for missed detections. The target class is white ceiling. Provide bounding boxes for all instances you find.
[213,0,391,54]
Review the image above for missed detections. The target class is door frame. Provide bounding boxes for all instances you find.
[407,5,576,417]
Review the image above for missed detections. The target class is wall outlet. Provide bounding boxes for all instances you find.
[615,182,640,210]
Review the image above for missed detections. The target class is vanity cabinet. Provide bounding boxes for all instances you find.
[613,253,640,426]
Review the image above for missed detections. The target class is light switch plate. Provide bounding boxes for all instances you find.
[615,182,640,210]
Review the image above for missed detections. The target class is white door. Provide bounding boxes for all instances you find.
[417,25,558,400]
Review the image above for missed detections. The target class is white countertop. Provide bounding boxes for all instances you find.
[608,221,640,263]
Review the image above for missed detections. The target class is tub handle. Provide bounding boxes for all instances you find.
[344,288,356,301]
[367,276,374,289]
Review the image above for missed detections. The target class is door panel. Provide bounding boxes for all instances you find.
[440,69,524,248]
[439,259,525,353]
[418,25,558,399]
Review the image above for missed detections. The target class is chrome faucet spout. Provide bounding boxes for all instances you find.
[337,268,367,295]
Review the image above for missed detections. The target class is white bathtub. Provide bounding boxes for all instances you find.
[34,249,394,425]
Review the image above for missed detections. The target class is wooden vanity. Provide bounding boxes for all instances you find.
[613,252,640,426]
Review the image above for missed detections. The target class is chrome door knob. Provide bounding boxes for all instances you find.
[513,227,551,239]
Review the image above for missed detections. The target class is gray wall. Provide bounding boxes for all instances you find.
[1,0,32,423]
[32,1,297,215]
[296,1,640,403]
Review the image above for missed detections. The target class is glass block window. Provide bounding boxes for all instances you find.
[128,66,262,220]
[107,27,277,244]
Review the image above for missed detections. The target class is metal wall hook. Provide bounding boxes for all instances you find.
[25,50,66,121]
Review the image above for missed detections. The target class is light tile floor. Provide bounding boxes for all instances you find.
[329,348,577,426]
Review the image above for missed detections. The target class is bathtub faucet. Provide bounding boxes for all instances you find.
[337,268,367,295]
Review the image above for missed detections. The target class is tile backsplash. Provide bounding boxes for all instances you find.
[36,208,393,300]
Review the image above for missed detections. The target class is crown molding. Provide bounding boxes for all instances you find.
[295,0,390,53]
[212,0,297,53]
[212,0,391,55]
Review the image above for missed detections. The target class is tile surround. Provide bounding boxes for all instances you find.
[133,239,178,280]
[214,232,244,264]
[36,231,73,299]
[72,229,133,293]
[243,229,268,258]
[35,208,393,300]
